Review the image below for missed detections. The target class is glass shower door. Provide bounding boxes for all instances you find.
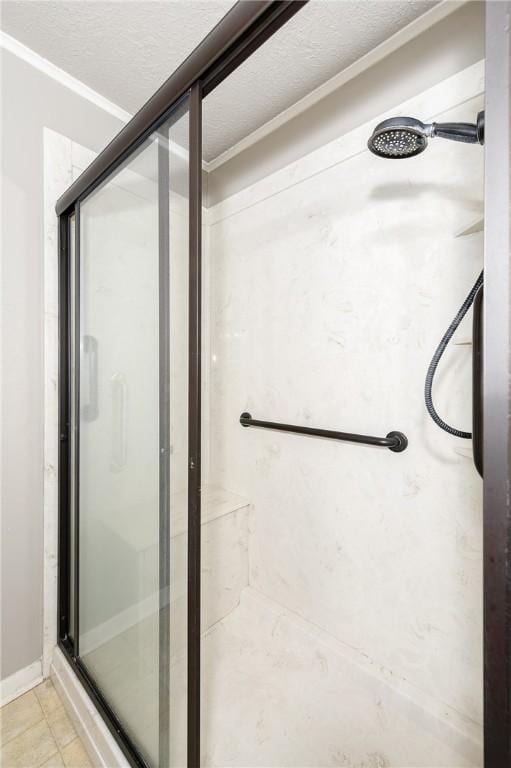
[75,101,190,768]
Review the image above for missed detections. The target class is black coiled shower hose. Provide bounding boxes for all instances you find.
[424,270,484,438]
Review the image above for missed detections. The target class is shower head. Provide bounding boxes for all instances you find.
[368,117,431,159]
[367,111,484,159]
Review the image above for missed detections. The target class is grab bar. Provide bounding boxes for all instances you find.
[240,412,408,452]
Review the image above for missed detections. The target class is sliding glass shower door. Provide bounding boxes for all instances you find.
[72,100,190,768]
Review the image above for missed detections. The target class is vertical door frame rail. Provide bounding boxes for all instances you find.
[56,3,308,768]
[483,2,511,766]
[157,122,171,768]
[187,81,202,768]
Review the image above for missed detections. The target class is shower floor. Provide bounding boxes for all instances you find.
[202,588,481,768]
[81,586,482,768]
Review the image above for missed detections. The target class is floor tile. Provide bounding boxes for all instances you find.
[61,737,93,768]
[40,753,65,768]
[46,705,77,750]
[0,719,59,768]
[34,681,62,718]
[0,690,44,747]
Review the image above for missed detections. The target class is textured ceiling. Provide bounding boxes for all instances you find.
[1,0,438,162]
[202,0,438,161]
[0,1,235,110]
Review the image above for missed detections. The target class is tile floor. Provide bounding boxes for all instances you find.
[0,679,93,768]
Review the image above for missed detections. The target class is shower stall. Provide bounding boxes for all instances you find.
[55,2,511,768]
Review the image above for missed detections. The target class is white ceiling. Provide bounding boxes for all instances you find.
[1,0,439,162]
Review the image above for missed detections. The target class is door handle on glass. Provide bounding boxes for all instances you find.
[81,335,98,421]
[111,372,127,472]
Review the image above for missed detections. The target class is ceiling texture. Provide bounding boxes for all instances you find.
[1,0,438,162]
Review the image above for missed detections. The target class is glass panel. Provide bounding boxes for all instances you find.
[78,100,189,767]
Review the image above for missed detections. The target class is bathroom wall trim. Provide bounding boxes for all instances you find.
[0,30,131,124]
[0,660,43,707]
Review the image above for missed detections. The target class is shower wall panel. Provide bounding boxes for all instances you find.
[203,63,484,762]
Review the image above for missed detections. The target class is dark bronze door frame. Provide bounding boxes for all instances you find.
[482,2,511,764]
[56,4,307,768]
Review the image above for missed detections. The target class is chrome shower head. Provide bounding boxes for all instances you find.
[367,117,431,159]
[367,111,485,159]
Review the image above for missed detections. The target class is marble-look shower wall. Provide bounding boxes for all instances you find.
[205,63,484,733]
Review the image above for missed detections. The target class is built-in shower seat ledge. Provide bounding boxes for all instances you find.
[201,485,250,525]
[102,484,250,554]
[169,484,250,541]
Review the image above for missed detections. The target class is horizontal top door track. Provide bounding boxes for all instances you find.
[55,0,307,216]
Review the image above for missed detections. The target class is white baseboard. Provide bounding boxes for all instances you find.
[51,647,130,768]
[0,660,43,706]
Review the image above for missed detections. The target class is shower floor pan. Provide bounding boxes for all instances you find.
[202,587,482,768]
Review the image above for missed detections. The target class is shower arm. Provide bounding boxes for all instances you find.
[431,121,480,143]
[239,412,408,452]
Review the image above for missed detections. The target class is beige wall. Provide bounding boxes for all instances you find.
[1,48,125,681]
